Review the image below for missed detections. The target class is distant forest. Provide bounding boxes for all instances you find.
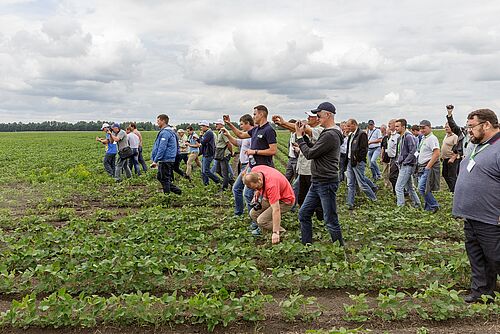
[0,121,240,132]
[0,120,435,132]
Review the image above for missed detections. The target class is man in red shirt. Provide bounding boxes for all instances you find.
[243,165,295,244]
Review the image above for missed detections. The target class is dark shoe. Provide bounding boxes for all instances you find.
[464,294,481,303]
[248,222,259,231]
[251,227,262,236]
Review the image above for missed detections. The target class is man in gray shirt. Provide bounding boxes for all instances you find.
[295,102,344,245]
[109,123,132,182]
[453,109,499,303]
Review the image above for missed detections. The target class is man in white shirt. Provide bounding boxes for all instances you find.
[416,120,441,213]
[366,120,383,181]
[126,126,141,176]
[222,114,254,216]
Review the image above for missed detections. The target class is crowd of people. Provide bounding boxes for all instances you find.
[97,103,499,304]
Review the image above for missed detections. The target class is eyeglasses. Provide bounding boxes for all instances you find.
[465,122,485,130]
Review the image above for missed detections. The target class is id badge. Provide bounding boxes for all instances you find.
[467,159,476,172]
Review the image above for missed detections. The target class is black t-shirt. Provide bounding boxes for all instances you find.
[381,135,389,150]
[248,122,277,167]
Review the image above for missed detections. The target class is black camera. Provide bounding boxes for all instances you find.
[249,199,262,211]
[446,104,454,110]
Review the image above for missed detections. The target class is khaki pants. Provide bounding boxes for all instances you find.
[250,199,293,232]
[186,152,200,176]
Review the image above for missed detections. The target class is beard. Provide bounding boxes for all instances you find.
[470,128,485,144]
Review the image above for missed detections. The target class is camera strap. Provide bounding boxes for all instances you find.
[258,173,266,203]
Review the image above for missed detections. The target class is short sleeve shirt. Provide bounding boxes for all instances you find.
[297,126,324,175]
[368,128,383,149]
[252,165,295,205]
[215,130,230,156]
[387,132,400,158]
[418,133,440,164]
[247,122,277,167]
[105,134,117,154]
[237,138,252,164]
[128,132,140,149]
[115,129,129,151]
[188,134,200,154]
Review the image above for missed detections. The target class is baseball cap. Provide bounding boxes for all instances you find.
[419,120,431,127]
[305,111,318,117]
[111,122,120,129]
[368,120,375,125]
[177,128,185,133]
[311,102,336,114]
[198,120,210,127]
[215,119,224,125]
[101,123,110,130]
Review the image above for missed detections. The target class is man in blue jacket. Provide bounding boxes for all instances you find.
[394,119,420,208]
[151,114,181,195]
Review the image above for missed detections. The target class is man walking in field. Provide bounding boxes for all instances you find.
[109,123,132,182]
[199,121,221,186]
[129,122,148,172]
[345,119,378,210]
[452,109,499,303]
[366,120,383,181]
[416,120,440,213]
[296,102,344,245]
[151,114,181,195]
[214,119,234,191]
[394,119,420,208]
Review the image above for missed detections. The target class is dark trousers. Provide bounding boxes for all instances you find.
[298,174,323,220]
[104,153,116,176]
[464,219,500,298]
[138,146,148,172]
[172,154,187,181]
[339,153,347,182]
[157,162,181,194]
[299,181,343,245]
[442,158,459,192]
[388,159,399,193]
[285,157,298,183]
[215,156,233,190]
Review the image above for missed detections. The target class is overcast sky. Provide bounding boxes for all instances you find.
[1,0,499,126]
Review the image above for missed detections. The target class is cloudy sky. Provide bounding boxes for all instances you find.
[1,0,499,126]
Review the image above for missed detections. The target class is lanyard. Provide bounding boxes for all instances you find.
[418,133,431,152]
[470,143,490,160]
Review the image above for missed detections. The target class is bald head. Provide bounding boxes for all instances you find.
[243,172,263,190]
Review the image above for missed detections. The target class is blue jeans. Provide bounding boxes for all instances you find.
[201,156,220,186]
[417,168,439,211]
[138,146,148,172]
[129,148,141,175]
[346,160,377,207]
[395,165,420,207]
[299,181,343,245]
[368,147,382,179]
[233,163,249,215]
[211,160,234,179]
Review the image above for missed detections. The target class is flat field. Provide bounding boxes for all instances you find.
[0,130,498,334]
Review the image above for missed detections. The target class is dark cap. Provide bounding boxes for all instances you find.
[111,122,120,129]
[419,120,431,127]
[368,120,375,125]
[311,102,336,114]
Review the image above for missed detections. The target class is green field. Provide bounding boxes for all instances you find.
[0,130,498,333]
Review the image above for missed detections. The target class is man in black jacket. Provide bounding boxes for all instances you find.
[446,105,476,162]
[296,102,344,245]
[345,119,378,210]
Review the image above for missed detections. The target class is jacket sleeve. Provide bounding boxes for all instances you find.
[154,131,168,162]
[402,135,417,165]
[201,131,212,144]
[446,115,463,137]
[297,131,335,160]
[358,132,368,161]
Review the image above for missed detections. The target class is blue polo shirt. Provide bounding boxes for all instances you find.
[106,134,117,154]
[248,122,277,167]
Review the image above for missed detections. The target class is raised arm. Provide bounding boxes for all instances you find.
[223,115,250,139]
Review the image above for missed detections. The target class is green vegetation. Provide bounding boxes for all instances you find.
[0,130,497,332]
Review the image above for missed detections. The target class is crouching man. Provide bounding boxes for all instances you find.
[243,165,295,244]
